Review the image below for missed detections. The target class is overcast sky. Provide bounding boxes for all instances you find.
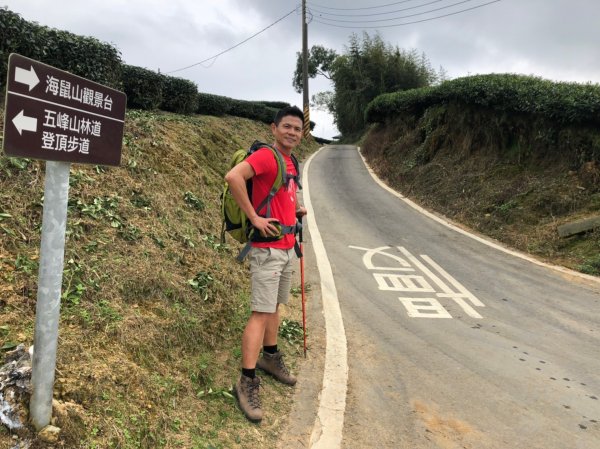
[4,0,599,139]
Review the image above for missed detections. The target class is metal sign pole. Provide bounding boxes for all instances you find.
[30,160,71,431]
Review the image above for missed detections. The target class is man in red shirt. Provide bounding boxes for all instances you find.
[224,106,307,422]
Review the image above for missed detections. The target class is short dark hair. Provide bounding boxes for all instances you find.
[274,105,304,126]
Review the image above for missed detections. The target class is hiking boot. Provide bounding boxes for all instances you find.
[234,375,263,422]
[256,351,297,385]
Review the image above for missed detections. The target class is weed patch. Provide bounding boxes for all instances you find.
[577,254,600,275]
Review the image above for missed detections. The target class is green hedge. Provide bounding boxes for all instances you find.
[122,64,163,110]
[257,101,291,109]
[366,74,600,125]
[197,92,231,116]
[0,7,122,92]
[197,93,281,124]
[229,99,277,124]
[160,76,198,114]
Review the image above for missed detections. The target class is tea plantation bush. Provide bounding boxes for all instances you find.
[366,74,600,126]
[122,65,163,110]
[1,7,122,91]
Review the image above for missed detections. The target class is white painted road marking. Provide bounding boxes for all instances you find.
[350,245,485,319]
[399,297,453,318]
[303,149,348,449]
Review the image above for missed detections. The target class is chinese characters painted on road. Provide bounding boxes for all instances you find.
[349,245,485,319]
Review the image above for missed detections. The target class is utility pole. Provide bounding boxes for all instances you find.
[302,0,310,138]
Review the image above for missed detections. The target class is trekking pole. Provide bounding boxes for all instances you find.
[298,215,307,358]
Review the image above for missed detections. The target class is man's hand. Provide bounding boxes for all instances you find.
[251,216,281,238]
[296,205,307,218]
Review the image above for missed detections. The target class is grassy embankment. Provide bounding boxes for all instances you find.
[362,74,600,275]
[0,108,319,449]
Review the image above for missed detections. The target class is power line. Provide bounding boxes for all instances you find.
[308,0,422,11]
[165,7,298,74]
[312,0,500,29]
[313,0,474,23]
[310,0,446,17]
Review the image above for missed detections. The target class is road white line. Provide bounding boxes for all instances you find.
[357,147,600,288]
[303,147,348,449]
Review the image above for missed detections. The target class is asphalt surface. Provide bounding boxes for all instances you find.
[300,144,600,449]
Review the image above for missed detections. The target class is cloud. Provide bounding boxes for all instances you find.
[4,0,600,138]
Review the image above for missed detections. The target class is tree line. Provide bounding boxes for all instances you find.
[294,32,446,138]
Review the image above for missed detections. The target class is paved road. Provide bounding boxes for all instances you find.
[304,145,600,449]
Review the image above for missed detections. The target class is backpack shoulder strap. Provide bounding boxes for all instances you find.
[290,153,302,190]
[250,143,286,218]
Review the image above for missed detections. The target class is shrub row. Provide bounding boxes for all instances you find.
[256,101,291,109]
[121,65,163,110]
[197,93,278,123]
[0,7,122,91]
[366,74,600,126]
[1,8,299,123]
[196,94,315,128]
[121,65,199,115]
[122,68,286,119]
[160,75,198,115]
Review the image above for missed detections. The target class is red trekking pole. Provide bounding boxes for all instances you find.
[298,216,307,357]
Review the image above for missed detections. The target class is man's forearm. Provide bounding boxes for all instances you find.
[228,177,259,223]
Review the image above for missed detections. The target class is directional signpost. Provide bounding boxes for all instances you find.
[4,53,125,165]
[2,54,126,430]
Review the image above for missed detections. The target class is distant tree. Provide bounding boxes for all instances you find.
[437,65,450,85]
[292,45,338,93]
[311,91,335,114]
[293,32,440,136]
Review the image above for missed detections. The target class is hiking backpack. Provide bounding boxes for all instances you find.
[220,140,302,261]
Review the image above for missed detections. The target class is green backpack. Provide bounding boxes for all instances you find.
[220,141,301,261]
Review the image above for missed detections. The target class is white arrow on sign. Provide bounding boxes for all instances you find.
[12,110,38,136]
[15,65,40,91]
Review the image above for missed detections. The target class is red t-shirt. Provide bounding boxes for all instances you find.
[246,147,298,249]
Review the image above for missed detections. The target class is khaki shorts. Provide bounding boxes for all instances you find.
[249,247,297,313]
